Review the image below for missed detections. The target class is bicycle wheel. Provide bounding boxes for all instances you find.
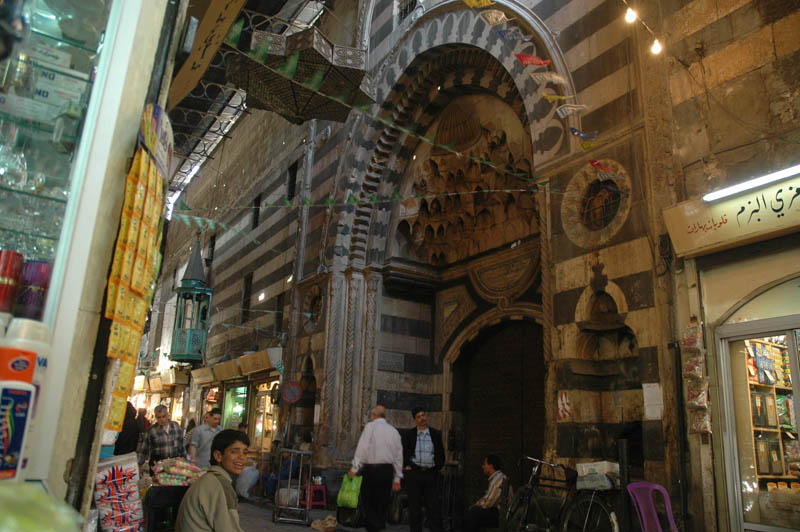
[505,488,529,532]
[560,493,619,532]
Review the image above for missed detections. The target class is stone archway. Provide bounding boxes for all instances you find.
[450,319,545,504]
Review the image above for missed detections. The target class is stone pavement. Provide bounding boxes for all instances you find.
[237,500,408,532]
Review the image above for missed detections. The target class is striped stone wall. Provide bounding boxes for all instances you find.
[665,0,800,199]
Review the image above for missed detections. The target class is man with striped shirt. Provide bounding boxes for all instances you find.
[465,455,507,532]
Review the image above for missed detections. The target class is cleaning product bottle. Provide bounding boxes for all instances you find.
[0,380,36,479]
[0,318,50,475]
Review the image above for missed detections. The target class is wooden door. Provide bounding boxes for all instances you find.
[458,321,544,504]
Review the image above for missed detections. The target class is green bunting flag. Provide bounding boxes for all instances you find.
[249,35,272,63]
[224,18,244,48]
[302,67,326,92]
[275,52,300,80]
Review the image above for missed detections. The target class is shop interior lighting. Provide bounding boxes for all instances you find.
[624,8,637,23]
[703,164,800,202]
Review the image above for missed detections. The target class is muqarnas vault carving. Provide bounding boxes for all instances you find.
[393,95,538,265]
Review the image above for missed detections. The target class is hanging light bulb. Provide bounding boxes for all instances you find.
[651,38,662,54]
[624,8,637,23]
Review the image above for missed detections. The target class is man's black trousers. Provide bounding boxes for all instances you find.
[405,468,442,532]
[360,464,394,532]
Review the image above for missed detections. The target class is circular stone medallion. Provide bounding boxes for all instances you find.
[561,159,632,248]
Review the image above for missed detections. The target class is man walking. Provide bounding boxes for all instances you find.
[465,455,507,532]
[349,405,403,532]
[139,405,186,469]
[190,408,223,468]
[402,407,445,532]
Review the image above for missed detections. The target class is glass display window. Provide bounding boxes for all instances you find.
[252,380,279,453]
[0,0,112,320]
[223,384,247,429]
[717,283,800,531]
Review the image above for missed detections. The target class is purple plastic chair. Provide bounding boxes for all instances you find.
[627,481,679,532]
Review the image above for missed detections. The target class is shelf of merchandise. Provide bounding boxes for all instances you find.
[0,3,100,275]
[745,339,797,488]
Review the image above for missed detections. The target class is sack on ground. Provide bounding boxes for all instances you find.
[336,475,362,509]
[235,465,260,498]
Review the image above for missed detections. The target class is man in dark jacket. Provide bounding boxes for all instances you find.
[401,407,445,532]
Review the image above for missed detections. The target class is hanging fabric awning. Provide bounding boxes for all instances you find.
[225,26,374,124]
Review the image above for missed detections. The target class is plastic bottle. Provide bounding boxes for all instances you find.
[0,381,36,480]
[0,318,50,475]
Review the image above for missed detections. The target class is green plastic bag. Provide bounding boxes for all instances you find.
[337,474,363,508]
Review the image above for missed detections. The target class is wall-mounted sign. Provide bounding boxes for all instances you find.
[168,0,247,110]
[281,381,302,404]
[191,366,214,385]
[664,179,800,257]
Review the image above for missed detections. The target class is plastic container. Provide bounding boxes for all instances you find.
[575,460,620,477]
[0,318,50,475]
[0,381,36,480]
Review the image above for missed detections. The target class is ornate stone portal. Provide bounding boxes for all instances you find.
[392,95,539,265]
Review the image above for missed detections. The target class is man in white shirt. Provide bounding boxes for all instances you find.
[349,405,403,532]
[465,455,507,532]
[190,408,223,468]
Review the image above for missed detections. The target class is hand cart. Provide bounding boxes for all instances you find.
[272,448,313,524]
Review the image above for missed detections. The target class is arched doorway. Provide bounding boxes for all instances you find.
[452,319,545,503]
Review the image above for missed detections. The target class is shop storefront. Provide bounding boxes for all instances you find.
[189,366,218,424]
[223,382,248,429]
[665,175,800,531]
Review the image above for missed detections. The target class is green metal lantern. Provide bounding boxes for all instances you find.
[170,240,212,362]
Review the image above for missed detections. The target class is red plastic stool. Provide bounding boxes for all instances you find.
[301,484,327,508]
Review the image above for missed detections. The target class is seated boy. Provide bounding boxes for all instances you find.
[176,429,250,532]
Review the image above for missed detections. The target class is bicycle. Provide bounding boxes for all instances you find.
[504,457,619,532]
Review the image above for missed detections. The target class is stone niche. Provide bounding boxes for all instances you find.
[391,94,538,265]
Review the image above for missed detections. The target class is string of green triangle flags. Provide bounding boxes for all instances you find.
[176,187,542,215]
[220,15,586,186]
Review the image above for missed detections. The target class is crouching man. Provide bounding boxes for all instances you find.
[176,429,250,532]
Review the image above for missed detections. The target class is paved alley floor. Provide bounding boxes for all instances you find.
[237,501,408,532]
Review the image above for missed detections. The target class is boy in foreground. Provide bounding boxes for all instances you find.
[176,429,249,532]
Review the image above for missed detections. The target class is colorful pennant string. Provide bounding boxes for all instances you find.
[589,159,613,172]
[221,23,542,185]
[580,140,600,152]
[530,72,567,86]
[569,127,598,141]
[496,27,533,42]
[479,9,513,26]
[542,92,575,104]
[462,0,495,7]
[556,104,588,118]
[514,53,551,67]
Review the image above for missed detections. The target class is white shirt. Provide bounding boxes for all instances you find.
[191,423,222,468]
[351,418,404,482]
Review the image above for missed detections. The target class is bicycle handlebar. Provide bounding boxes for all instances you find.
[521,456,563,470]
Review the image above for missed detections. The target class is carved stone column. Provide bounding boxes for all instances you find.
[359,272,382,429]
[341,271,365,447]
[319,271,347,453]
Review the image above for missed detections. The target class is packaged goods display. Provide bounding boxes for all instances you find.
[742,339,799,488]
[687,380,709,409]
[95,453,144,532]
[151,457,203,486]
[0,2,111,320]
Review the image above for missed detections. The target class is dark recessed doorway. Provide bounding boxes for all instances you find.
[452,320,545,504]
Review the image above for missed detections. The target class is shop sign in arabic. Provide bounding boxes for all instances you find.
[168,0,247,110]
[664,180,800,257]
